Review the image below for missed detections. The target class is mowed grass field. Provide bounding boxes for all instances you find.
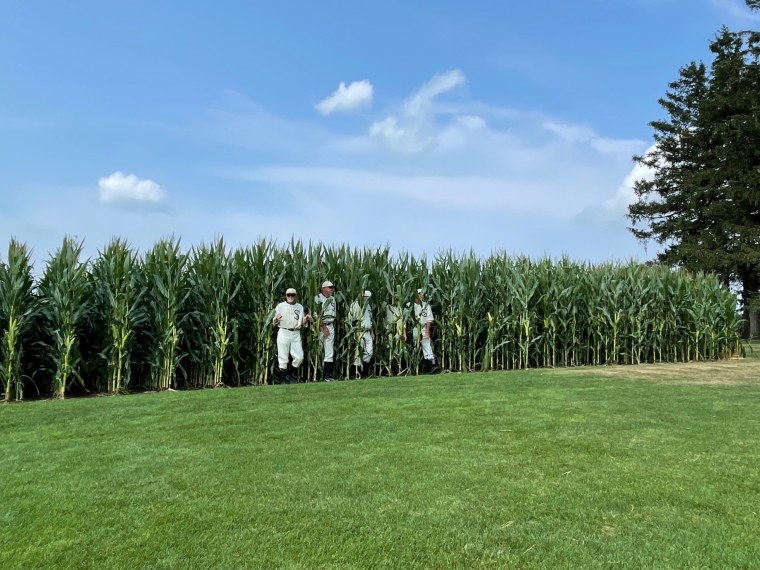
[2,358,760,569]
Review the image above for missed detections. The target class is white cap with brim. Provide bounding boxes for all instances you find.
[322,280,334,288]
[286,288,297,295]
[417,288,424,294]
[363,290,372,298]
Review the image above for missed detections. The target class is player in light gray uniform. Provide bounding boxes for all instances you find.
[385,298,407,376]
[349,290,375,378]
[314,280,337,381]
[385,301,407,341]
[413,289,439,374]
[272,287,306,384]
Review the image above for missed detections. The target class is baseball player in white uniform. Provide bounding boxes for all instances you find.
[272,287,306,384]
[413,288,439,374]
[349,290,375,377]
[385,301,407,341]
[314,280,337,381]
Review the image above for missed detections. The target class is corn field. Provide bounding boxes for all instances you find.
[0,236,744,400]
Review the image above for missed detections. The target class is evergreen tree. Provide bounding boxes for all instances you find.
[628,27,760,335]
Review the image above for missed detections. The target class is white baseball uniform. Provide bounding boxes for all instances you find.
[386,304,405,338]
[273,301,305,369]
[413,301,436,362]
[314,292,336,363]
[350,300,373,365]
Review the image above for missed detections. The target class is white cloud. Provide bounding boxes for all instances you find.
[576,144,658,225]
[603,146,657,211]
[315,80,374,115]
[403,69,467,117]
[212,72,649,232]
[98,172,167,206]
[369,70,469,154]
[369,117,405,139]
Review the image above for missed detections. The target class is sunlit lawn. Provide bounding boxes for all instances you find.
[2,362,760,569]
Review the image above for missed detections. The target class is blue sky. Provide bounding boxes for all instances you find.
[2,0,759,264]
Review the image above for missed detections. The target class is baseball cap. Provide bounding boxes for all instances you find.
[363,290,372,298]
[321,280,334,288]
[286,288,297,295]
[417,288,424,294]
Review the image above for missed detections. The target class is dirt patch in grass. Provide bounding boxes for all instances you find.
[554,358,760,385]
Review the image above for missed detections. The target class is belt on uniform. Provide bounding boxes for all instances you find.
[281,327,299,331]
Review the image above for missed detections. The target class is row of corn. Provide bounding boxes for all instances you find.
[0,236,743,400]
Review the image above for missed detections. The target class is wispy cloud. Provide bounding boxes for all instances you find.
[213,70,650,242]
[369,69,468,154]
[709,0,760,20]
[221,165,566,216]
[403,70,467,117]
[316,80,374,115]
[542,120,646,156]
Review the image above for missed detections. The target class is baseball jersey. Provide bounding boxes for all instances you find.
[314,293,337,324]
[414,302,434,326]
[274,301,305,329]
[386,305,404,335]
[350,301,373,330]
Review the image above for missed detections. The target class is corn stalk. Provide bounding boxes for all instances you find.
[0,239,36,401]
[37,237,90,399]
[91,238,144,394]
[143,237,189,390]
[186,237,239,388]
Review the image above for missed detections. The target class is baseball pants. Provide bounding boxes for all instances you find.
[413,330,436,362]
[319,323,335,363]
[354,330,373,366]
[277,329,304,369]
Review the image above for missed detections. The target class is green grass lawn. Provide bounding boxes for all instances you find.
[2,364,760,569]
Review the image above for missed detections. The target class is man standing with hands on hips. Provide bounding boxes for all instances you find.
[272,287,307,384]
[314,280,337,381]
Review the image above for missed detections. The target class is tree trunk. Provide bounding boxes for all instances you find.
[741,270,760,338]
[751,310,760,339]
